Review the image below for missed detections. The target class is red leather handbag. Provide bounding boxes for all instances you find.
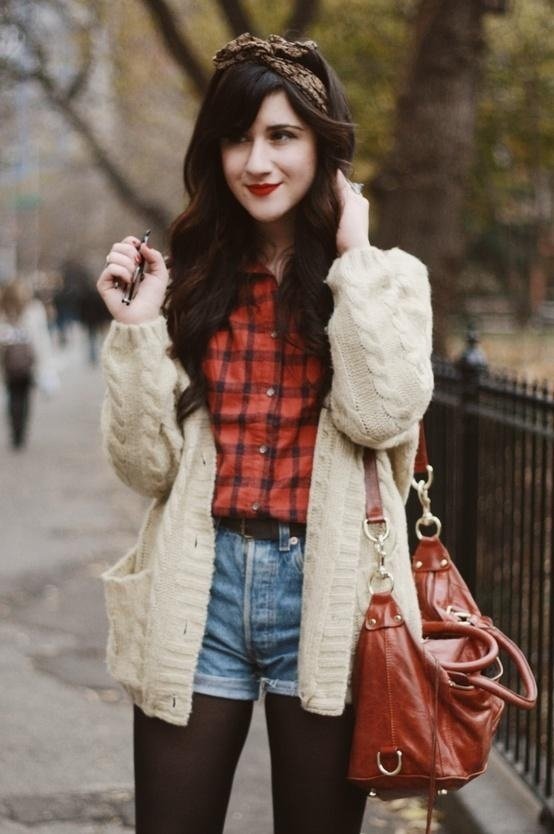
[347,427,537,832]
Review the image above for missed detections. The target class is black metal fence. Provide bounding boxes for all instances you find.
[406,331,554,826]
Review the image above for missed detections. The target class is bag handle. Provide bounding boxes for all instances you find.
[424,621,536,709]
[423,620,499,672]
[466,628,538,710]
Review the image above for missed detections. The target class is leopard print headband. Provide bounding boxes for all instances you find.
[212,33,328,113]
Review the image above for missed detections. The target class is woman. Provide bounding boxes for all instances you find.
[0,278,57,449]
[97,33,433,834]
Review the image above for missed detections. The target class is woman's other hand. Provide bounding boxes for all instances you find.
[335,170,370,256]
[97,236,169,325]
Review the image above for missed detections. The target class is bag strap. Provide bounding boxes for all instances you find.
[364,421,426,522]
[414,422,429,474]
[363,447,386,524]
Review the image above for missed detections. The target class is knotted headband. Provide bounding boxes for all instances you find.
[212,33,328,113]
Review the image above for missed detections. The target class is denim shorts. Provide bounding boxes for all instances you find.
[192,520,305,700]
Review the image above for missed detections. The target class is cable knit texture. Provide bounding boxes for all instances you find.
[100,245,434,726]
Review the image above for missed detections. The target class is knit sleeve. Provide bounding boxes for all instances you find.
[324,245,433,450]
[100,315,184,498]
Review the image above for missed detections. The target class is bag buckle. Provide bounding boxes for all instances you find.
[446,606,474,623]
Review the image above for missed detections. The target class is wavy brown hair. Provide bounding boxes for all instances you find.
[163,44,355,426]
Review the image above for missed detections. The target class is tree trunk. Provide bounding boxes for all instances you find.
[370,0,487,355]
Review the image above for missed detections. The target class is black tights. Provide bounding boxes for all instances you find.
[134,692,367,834]
[6,378,32,448]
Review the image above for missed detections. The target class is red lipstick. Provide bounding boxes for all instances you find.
[246,183,281,197]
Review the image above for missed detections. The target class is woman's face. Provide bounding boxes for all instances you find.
[220,90,318,231]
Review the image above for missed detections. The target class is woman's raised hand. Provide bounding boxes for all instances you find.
[335,169,370,256]
[97,236,169,325]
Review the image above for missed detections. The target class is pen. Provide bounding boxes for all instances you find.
[122,229,151,305]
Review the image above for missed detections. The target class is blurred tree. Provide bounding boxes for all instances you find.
[0,0,321,235]
[0,0,172,229]
[368,0,509,352]
[139,0,321,95]
[1,0,551,343]
[465,1,554,326]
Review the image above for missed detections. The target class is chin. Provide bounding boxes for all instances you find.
[244,206,290,224]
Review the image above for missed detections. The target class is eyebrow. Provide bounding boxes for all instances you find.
[265,123,305,131]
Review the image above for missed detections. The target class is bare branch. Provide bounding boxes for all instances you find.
[65,12,98,100]
[7,8,96,102]
[216,0,257,37]
[43,76,172,227]
[283,0,321,38]
[65,48,93,101]
[2,0,171,227]
[1,55,172,229]
[481,0,509,12]
[138,0,209,96]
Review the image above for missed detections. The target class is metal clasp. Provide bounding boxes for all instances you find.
[364,518,394,593]
[377,749,403,776]
[412,465,442,540]
[446,605,473,623]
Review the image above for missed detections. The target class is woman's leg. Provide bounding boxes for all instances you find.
[7,378,32,448]
[134,692,254,834]
[265,693,367,834]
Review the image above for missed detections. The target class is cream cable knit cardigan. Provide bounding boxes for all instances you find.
[100,245,434,726]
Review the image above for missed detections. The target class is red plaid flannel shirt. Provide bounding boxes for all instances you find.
[202,264,326,522]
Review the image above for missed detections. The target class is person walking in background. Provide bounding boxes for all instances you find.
[76,276,112,366]
[0,278,58,449]
[53,259,82,347]
[96,33,433,834]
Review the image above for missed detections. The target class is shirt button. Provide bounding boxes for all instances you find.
[259,445,268,454]
[270,330,278,339]
[252,502,260,511]
[266,387,276,397]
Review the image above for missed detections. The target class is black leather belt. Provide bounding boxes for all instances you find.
[216,516,306,540]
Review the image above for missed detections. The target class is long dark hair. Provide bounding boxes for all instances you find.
[164,44,355,426]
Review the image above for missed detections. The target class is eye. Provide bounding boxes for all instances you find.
[222,133,249,145]
[270,130,295,142]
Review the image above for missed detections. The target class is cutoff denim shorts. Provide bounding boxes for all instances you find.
[192,520,305,700]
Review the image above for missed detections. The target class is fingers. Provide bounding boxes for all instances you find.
[336,169,349,189]
[334,171,370,255]
[98,240,142,288]
[97,236,168,303]
[336,169,366,199]
[139,242,165,273]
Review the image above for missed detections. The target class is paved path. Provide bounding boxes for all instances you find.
[0,327,446,833]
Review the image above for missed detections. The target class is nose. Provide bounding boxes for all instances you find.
[244,138,272,177]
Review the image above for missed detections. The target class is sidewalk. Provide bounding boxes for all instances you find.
[0,328,448,833]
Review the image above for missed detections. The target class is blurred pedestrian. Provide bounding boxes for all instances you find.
[76,277,111,365]
[53,259,83,346]
[0,278,58,449]
[96,33,433,834]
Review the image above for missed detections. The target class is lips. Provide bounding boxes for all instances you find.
[246,183,281,197]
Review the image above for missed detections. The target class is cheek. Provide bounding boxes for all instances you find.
[291,145,317,192]
[221,150,241,192]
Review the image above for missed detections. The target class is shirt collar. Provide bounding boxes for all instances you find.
[242,260,275,278]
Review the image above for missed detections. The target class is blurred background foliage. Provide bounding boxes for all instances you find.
[0,0,552,371]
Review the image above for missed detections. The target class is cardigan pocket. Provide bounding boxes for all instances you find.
[101,546,152,694]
